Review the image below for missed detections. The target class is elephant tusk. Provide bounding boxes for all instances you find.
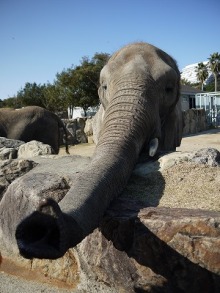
[149,138,159,157]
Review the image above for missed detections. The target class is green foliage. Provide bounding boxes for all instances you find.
[0,96,22,108]
[208,52,220,92]
[204,76,220,92]
[181,78,192,86]
[56,52,109,114]
[195,62,208,90]
[1,52,109,112]
[16,82,45,108]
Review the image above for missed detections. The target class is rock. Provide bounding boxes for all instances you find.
[76,129,88,143]
[0,137,25,149]
[84,117,93,136]
[0,137,25,160]
[191,147,220,166]
[183,108,207,135]
[76,200,220,293]
[0,155,92,291]
[0,159,37,200]
[0,155,91,256]
[66,119,78,144]
[65,118,88,145]
[17,140,53,158]
[0,249,79,289]
[0,147,17,160]
[0,147,220,291]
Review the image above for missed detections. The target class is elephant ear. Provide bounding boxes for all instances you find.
[160,99,183,151]
[92,105,105,144]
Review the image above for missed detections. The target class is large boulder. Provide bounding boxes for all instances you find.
[65,118,88,144]
[0,159,37,200]
[77,202,220,292]
[84,117,94,137]
[17,140,53,158]
[0,137,25,160]
[0,147,219,292]
[191,147,220,166]
[0,137,25,149]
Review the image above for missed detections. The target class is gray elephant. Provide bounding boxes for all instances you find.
[0,106,69,154]
[16,42,183,259]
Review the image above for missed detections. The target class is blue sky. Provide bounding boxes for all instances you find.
[1,0,219,99]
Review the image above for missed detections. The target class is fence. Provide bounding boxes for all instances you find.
[195,92,220,127]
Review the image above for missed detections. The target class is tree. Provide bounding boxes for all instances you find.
[195,62,208,91]
[16,82,45,107]
[56,52,109,115]
[42,83,68,112]
[205,75,220,92]
[181,78,194,86]
[208,52,220,92]
[0,96,22,108]
[15,82,68,112]
[1,52,110,113]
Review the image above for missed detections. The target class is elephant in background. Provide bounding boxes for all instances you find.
[0,106,69,154]
[16,42,183,259]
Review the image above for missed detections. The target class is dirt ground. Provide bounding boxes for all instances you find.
[60,128,220,212]
[160,129,220,211]
[61,128,220,157]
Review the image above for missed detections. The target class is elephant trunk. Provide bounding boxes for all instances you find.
[60,77,157,232]
[16,80,158,259]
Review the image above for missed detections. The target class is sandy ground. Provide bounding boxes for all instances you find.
[0,129,220,292]
[160,129,220,211]
[123,128,220,211]
[60,128,220,157]
[60,128,220,212]
[59,128,220,212]
[176,128,220,152]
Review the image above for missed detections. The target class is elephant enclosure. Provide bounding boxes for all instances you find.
[0,129,219,292]
[60,128,220,212]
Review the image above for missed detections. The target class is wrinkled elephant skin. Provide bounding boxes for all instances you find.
[15,42,183,259]
[0,106,69,154]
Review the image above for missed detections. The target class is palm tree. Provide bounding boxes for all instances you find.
[195,62,208,91]
[208,52,220,92]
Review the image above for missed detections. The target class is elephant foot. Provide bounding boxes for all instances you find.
[15,198,84,259]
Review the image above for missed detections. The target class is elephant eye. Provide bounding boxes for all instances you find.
[103,85,107,91]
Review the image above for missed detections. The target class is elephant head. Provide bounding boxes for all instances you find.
[15,42,183,259]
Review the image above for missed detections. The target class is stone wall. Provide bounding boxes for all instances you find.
[63,109,208,146]
[183,108,207,135]
[63,118,88,145]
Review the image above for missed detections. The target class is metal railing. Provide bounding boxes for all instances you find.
[195,92,220,127]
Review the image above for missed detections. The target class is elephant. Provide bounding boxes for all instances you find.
[0,106,69,154]
[15,42,183,259]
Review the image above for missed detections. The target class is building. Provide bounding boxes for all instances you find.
[180,85,202,111]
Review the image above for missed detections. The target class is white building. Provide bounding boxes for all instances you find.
[68,106,99,119]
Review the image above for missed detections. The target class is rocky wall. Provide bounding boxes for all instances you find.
[0,139,220,292]
[183,108,207,135]
[64,109,208,146]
